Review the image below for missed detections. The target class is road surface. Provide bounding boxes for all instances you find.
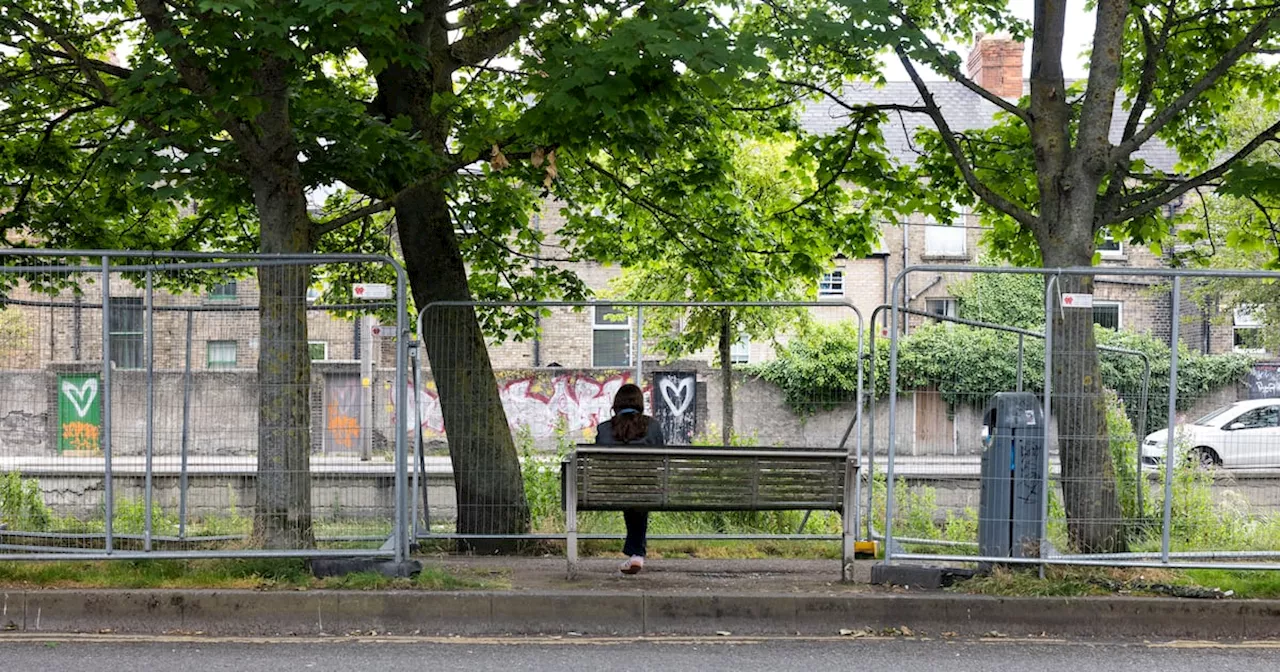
[4,634,1280,672]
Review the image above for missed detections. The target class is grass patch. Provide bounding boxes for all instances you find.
[956,565,1280,599]
[0,558,502,591]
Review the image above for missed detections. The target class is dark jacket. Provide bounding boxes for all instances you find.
[595,416,666,446]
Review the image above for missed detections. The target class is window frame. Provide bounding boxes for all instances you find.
[206,339,238,369]
[1234,307,1265,354]
[1098,231,1124,259]
[308,340,329,361]
[924,297,959,320]
[1092,300,1123,331]
[729,335,751,365]
[107,296,144,370]
[207,280,238,301]
[591,305,632,368]
[818,270,845,297]
[922,222,968,259]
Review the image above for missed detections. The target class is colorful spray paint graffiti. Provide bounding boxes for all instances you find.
[403,371,654,441]
[324,373,363,453]
[57,374,101,453]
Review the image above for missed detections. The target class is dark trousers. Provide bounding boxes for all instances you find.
[623,510,649,557]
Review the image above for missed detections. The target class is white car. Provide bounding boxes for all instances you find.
[1141,398,1280,469]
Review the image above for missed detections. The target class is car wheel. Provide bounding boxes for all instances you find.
[1190,447,1220,469]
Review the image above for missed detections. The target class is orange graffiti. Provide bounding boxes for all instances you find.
[62,421,100,452]
[326,403,360,450]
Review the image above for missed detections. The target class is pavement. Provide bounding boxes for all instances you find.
[5,556,1280,640]
[5,635,1280,672]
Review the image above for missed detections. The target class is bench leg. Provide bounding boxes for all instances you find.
[566,452,578,580]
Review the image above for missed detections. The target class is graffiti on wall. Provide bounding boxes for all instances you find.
[404,371,655,440]
[324,373,363,453]
[57,374,101,453]
[652,371,697,445]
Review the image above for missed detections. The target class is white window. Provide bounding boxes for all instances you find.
[818,270,844,297]
[1093,301,1122,330]
[730,336,751,364]
[592,306,632,367]
[1235,307,1265,354]
[309,341,329,361]
[1098,230,1123,258]
[108,297,144,369]
[207,280,237,301]
[207,340,238,369]
[924,224,967,258]
[925,298,959,320]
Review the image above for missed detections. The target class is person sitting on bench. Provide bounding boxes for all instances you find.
[593,383,665,575]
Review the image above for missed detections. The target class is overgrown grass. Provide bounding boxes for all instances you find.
[0,559,504,591]
[959,565,1280,600]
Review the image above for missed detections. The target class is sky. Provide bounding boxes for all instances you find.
[879,0,1097,81]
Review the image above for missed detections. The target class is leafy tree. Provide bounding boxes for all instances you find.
[1,1,803,548]
[763,0,1280,552]
[589,139,870,440]
[949,258,1045,330]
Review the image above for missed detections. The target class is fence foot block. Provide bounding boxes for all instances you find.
[310,558,423,579]
[870,562,975,589]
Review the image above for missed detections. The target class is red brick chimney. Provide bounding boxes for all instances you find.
[966,34,1024,99]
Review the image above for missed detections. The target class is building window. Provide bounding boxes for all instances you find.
[208,280,237,301]
[108,297,144,369]
[1234,307,1265,354]
[309,341,329,361]
[592,306,631,367]
[818,270,844,297]
[730,336,751,364]
[207,340,238,369]
[924,224,967,258]
[1098,231,1123,257]
[1093,301,1122,330]
[925,298,959,320]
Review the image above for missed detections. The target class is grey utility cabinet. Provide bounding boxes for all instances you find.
[978,392,1045,563]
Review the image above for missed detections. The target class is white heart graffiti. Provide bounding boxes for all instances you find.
[62,378,98,418]
[659,376,693,417]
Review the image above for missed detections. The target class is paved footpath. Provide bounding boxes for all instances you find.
[4,557,1280,640]
[4,634,1280,672]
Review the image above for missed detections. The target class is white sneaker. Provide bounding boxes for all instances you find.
[620,555,644,575]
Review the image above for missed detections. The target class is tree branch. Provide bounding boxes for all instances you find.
[776,79,928,115]
[896,48,1040,231]
[448,0,546,70]
[311,199,393,241]
[1110,117,1280,224]
[1074,0,1130,175]
[1112,8,1279,163]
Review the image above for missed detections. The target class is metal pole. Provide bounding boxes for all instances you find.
[360,316,374,461]
[1161,276,1182,564]
[144,269,154,551]
[852,312,865,543]
[101,256,114,554]
[1041,276,1056,580]
[866,305,886,540]
[179,309,193,539]
[394,269,410,563]
[884,289,904,563]
[409,341,422,539]
[1136,355,1151,517]
[634,306,644,387]
[1016,334,1025,393]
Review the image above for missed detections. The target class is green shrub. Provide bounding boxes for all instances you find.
[0,471,52,531]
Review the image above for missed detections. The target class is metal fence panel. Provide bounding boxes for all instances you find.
[881,264,1280,571]
[413,300,865,548]
[0,251,408,560]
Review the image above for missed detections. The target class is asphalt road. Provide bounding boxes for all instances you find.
[5,635,1280,672]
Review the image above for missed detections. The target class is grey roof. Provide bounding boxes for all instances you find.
[798,80,1179,173]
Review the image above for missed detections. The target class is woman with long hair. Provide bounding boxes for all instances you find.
[594,382,665,574]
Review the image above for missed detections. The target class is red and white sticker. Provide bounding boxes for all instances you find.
[1061,293,1094,308]
[352,283,391,300]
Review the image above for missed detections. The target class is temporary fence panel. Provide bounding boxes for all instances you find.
[412,300,865,547]
[881,264,1280,572]
[0,251,409,561]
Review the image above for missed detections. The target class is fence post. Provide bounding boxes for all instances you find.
[1041,275,1057,578]
[634,306,644,387]
[144,268,154,551]
[179,308,193,539]
[884,289,904,563]
[394,267,410,563]
[1161,276,1182,564]
[1016,333,1025,392]
[100,255,114,554]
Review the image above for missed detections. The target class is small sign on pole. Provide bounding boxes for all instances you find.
[352,283,391,300]
[1061,293,1094,308]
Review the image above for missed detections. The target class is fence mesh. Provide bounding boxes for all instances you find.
[0,254,406,558]
[881,266,1280,570]
[413,300,864,551]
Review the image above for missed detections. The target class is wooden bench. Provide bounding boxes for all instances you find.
[564,445,858,580]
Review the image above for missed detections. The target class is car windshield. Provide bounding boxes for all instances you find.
[1193,405,1241,426]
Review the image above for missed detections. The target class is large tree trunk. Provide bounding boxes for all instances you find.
[1040,238,1126,554]
[251,169,315,549]
[719,310,733,445]
[397,181,530,552]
